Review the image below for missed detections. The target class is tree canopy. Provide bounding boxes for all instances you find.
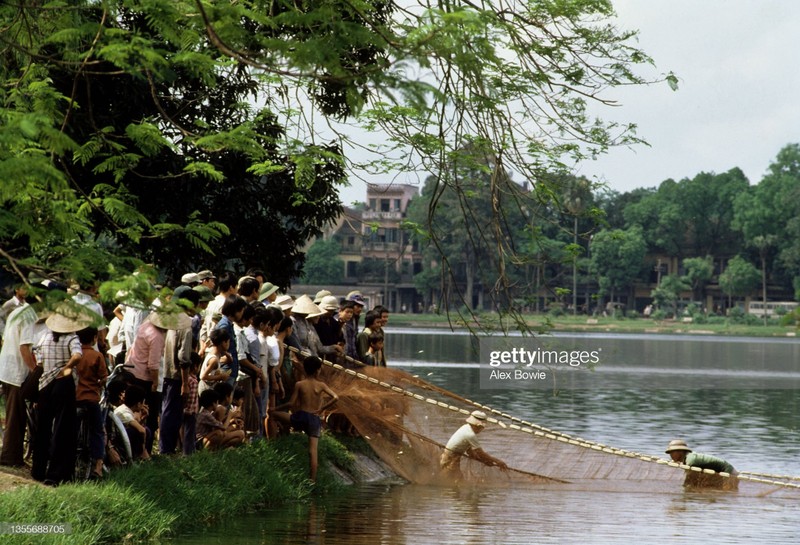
[1,0,662,317]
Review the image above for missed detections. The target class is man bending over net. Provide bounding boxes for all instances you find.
[440,410,508,480]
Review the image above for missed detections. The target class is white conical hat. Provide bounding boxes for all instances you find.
[291,294,321,316]
[148,310,191,330]
[45,303,96,333]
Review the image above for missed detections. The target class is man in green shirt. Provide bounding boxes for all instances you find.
[666,439,738,490]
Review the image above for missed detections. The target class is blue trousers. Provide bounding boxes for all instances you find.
[159,378,184,455]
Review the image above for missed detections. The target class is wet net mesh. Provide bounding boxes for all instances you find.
[310,357,800,499]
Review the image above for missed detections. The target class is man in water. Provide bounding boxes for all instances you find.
[665,439,738,490]
[440,410,508,480]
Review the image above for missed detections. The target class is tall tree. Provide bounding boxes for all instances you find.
[718,256,760,310]
[302,239,345,285]
[682,256,714,304]
[1,1,662,316]
[589,227,647,305]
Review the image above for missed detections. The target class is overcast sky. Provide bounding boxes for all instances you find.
[340,0,800,204]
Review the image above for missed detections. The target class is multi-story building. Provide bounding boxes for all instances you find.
[304,183,424,313]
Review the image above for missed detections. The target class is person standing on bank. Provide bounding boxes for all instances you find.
[0,300,38,467]
[440,410,508,480]
[32,306,93,485]
[159,286,197,455]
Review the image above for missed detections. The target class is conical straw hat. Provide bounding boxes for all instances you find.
[291,294,321,316]
[45,303,96,333]
[148,310,191,330]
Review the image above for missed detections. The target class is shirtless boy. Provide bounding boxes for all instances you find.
[270,356,338,481]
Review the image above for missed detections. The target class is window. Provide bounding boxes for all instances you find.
[346,261,358,278]
[380,199,391,212]
[369,198,376,211]
[393,199,402,211]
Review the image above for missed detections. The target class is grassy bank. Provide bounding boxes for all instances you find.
[0,434,355,544]
[388,312,799,338]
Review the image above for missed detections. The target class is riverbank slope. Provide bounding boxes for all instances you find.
[0,434,396,544]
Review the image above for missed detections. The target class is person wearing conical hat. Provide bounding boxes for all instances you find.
[290,295,325,357]
[440,410,508,480]
[31,304,94,485]
[126,306,189,455]
[665,439,737,489]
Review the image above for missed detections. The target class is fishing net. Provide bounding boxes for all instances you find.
[312,358,800,499]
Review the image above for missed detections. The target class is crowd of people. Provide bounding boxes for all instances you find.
[0,270,389,485]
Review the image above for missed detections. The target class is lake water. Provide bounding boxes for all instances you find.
[168,330,800,544]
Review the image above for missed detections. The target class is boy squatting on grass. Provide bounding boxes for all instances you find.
[270,356,338,482]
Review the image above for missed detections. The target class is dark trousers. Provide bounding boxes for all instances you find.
[159,378,183,455]
[130,377,161,454]
[0,382,26,466]
[31,376,77,484]
[182,413,197,455]
[76,400,105,461]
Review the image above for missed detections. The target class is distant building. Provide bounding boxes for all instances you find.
[299,183,424,313]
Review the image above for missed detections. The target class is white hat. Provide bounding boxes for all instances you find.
[319,295,340,312]
[148,310,191,330]
[466,410,487,427]
[181,272,200,284]
[274,294,295,311]
[45,304,96,333]
[313,289,332,304]
[665,439,692,454]
[291,294,322,316]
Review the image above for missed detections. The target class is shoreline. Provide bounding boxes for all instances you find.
[386,313,799,338]
[0,434,396,544]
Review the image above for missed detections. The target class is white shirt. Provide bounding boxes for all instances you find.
[444,424,482,455]
[0,304,38,387]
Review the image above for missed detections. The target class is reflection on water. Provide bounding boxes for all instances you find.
[169,483,798,545]
[167,331,799,544]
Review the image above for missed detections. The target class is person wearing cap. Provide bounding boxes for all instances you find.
[200,271,237,349]
[313,289,332,305]
[159,286,198,455]
[197,270,217,292]
[181,272,200,287]
[192,285,214,352]
[314,295,345,349]
[272,294,295,317]
[665,439,737,489]
[440,410,508,480]
[32,305,93,485]
[257,282,279,307]
[344,292,365,362]
[126,307,185,454]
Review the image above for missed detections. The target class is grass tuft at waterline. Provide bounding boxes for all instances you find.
[0,434,353,544]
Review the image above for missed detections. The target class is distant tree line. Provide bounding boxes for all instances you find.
[380,143,800,315]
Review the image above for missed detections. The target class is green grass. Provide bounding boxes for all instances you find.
[0,434,353,544]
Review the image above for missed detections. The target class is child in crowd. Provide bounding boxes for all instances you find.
[271,356,338,481]
[229,386,247,432]
[75,327,109,478]
[114,385,151,460]
[196,389,245,450]
[199,328,232,394]
[182,352,202,455]
[363,331,385,367]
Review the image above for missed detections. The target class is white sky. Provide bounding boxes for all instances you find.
[339,0,800,204]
